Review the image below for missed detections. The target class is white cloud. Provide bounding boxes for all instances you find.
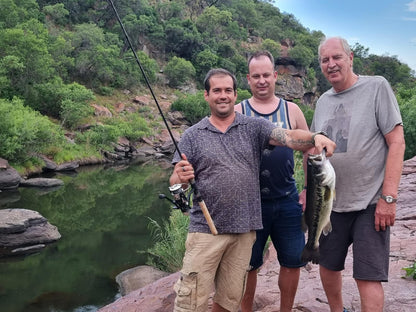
[403,17,416,21]
[407,0,416,12]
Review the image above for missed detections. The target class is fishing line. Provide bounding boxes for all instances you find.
[107,0,181,155]
[107,0,218,234]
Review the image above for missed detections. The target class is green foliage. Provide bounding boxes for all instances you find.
[0,0,40,29]
[75,115,151,151]
[0,20,55,101]
[59,82,95,127]
[236,88,252,103]
[43,3,69,26]
[298,103,315,127]
[294,150,306,192]
[396,84,416,160]
[146,212,189,273]
[164,18,203,60]
[289,44,314,68]
[75,124,121,151]
[261,39,281,59]
[171,91,209,124]
[402,261,416,280]
[0,97,64,162]
[164,56,196,88]
[107,114,152,141]
[194,49,219,82]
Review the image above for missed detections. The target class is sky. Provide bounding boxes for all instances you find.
[274,0,416,73]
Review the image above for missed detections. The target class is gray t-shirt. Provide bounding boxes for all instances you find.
[311,75,402,212]
[172,112,275,234]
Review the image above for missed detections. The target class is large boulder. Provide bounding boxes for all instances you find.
[0,208,61,257]
[116,265,170,296]
[0,158,21,190]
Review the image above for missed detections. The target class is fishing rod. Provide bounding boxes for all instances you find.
[107,0,217,235]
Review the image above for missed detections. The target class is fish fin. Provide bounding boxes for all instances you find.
[301,213,308,232]
[322,222,332,236]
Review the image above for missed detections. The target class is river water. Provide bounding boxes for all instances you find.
[0,161,173,312]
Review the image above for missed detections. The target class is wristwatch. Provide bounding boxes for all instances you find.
[380,194,397,204]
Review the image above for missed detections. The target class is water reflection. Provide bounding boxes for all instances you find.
[0,161,172,312]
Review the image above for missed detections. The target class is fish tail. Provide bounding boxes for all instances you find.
[301,243,320,264]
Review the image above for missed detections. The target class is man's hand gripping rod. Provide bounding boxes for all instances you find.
[107,0,217,235]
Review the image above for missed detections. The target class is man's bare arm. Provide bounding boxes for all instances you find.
[269,128,336,155]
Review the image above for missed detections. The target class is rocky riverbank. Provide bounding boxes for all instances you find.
[98,156,416,312]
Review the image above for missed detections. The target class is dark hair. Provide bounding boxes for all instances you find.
[203,68,237,93]
[247,50,274,68]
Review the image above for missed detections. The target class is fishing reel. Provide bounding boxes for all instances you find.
[159,184,192,214]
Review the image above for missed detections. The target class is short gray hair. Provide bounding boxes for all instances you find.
[318,36,351,61]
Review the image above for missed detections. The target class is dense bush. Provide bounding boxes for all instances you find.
[0,98,64,162]
[171,91,208,124]
[164,56,196,88]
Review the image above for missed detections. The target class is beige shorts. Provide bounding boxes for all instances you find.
[173,231,256,312]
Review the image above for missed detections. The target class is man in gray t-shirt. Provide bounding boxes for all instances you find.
[170,68,336,312]
[311,37,405,312]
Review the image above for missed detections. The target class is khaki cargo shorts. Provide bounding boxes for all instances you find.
[173,231,255,312]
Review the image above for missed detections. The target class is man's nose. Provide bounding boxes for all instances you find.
[328,58,336,67]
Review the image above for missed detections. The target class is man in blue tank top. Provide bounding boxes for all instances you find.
[235,51,309,312]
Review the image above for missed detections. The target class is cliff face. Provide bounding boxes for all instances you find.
[275,60,315,105]
[275,39,318,106]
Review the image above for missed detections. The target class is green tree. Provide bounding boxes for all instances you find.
[194,49,219,83]
[164,56,196,88]
[289,44,314,68]
[59,82,95,129]
[196,6,234,45]
[367,54,413,88]
[261,39,281,59]
[0,0,40,29]
[0,20,56,103]
[43,3,69,27]
[164,18,203,60]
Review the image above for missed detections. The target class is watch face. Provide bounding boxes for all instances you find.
[382,195,396,203]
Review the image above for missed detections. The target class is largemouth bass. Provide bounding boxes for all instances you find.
[301,150,336,264]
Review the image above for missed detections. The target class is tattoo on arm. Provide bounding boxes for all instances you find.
[270,128,287,145]
[270,128,312,149]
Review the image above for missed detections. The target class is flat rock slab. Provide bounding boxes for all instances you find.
[19,178,64,188]
[0,208,61,257]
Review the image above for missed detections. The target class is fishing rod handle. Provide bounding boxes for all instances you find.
[190,179,218,235]
[197,200,218,235]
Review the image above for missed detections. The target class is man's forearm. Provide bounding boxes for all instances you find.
[269,128,313,151]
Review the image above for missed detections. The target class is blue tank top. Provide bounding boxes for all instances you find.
[240,99,297,199]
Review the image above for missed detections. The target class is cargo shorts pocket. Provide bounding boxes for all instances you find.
[174,272,197,310]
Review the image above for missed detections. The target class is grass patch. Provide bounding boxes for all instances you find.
[146,211,189,273]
